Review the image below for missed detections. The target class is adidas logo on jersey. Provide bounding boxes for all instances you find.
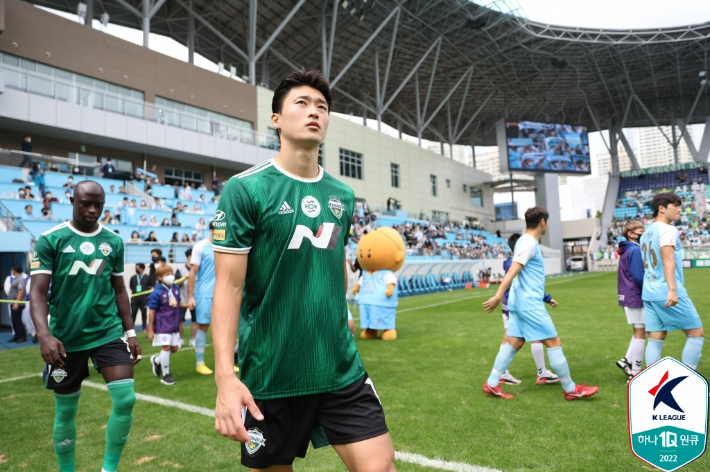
[278,201,295,215]
[62,245,76,253]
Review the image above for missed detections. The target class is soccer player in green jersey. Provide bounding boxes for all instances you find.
[212,70,396,471]
[30,181,141,472]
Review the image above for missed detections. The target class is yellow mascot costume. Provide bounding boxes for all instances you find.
[352,227,405,340]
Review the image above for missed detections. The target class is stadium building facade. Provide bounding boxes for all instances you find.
[0,0,495,223]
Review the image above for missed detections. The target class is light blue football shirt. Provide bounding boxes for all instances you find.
[192,238,216,298]
[508,233,546,312]
[357,270,398,307]
[640,221,688,301]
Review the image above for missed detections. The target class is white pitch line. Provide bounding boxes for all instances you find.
[395,452,504,472]
[0,373,42,384]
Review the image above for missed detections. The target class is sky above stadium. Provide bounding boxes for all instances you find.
[514,0,710,29]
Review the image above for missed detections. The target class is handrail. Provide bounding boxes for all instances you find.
[0,200,36,238]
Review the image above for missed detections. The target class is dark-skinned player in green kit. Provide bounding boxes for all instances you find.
[30,180,141,472]
[212,70,396,471]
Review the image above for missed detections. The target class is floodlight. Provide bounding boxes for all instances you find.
[100,12,110,27]
[77,2,87,20]
[700,71,706,77]
[342,1,349,8]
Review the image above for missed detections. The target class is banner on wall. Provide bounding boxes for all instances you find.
[620,162,708,178]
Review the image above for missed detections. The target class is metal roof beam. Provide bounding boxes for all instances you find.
[380,9,401,104]
[632,93,674,147]
[255,0,308,61]
[173,0,249,61]
[330,7,401,87]
[617,130,641,170]
[453,90,494,143]
[381,37,442,113]
[422,66,473,130]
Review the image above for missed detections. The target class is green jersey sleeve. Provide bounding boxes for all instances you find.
[213,176,257,254]
[112,239,125,276]
[31,235,55,275]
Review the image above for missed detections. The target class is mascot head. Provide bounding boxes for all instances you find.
[357,227,406,272]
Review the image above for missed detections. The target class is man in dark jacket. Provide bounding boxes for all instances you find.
[19,136,33,168]
[129,263,151,330]
[615,221,646,380]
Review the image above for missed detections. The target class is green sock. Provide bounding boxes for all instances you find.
[54,390,81,472]
[103,380,136,472]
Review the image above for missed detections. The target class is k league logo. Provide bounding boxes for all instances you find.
[628,357,708,471]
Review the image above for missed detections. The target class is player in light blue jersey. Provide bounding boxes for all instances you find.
[188,222,238,375]
[640,193,704,370]
[482,207,598,400]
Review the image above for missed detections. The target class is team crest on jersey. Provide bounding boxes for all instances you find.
[51,368,67,383]
[214,210,226,221]
[328,196,344,219]
[99,242,112,256]
[245,428,266,454]
[80,242,95,255]
[301,196,321,218]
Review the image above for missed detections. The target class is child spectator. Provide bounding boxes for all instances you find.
[148,265,181,385]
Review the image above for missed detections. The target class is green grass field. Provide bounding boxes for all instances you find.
[2,271,710,472]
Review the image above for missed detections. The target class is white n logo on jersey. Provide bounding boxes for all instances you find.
[287,223,341,250]
[68,259,106,276]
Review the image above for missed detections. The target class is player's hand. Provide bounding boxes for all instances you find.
[128,337,142,365]
[549,299,558,307]
[38,334,66,368]
[665,289,678,308]
[385,288,394,297]
[352,286,360,295]
[147,330,154,342]
[482,295,502,314]
[348,319,356,336]
[188,297,196,310]
[12,303,19,311]
[215,376,264,443]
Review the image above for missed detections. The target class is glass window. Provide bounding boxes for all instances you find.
[197,119,211,134]
[2,54,19,66]
[267,128,281,151]
[37,64,53,76]
[391,163,399,188]
[107,83,119,93]
[182,115,197,131]
[56,83,71,102]
[54,69,72,81]
[125,100,143,118]
[463,184,467,193]
[29,75,53,97]
[165,168,174,176]
[94,79,107,90]
[93,92,104,109]
[174,169,183,177]
[185,171,193,179]
[446,179,451,188]
[132,90,144,100]
[20,58,36,71]
[104,94,123,114]
[76,74,93,86]
[339,149,363,180]
[120,87,131,97]
[3,69,25,90]
[430,175,437,196]
[318,144,324,168]
[156,97,166,106]
[194,172,202,181]
[470,187,483,207]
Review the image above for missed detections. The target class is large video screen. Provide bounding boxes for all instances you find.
[505,120,590,174]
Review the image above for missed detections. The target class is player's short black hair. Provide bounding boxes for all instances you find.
[209,221,215,230]
[136,263,145,270]
[525,206,549,229]
[185,248,193,257]
[151,248,163,256]
[12,263,23,273]
[272,69,332,115]
[158,256,167,264]
[508,233,521,252]
[651,192,682,217]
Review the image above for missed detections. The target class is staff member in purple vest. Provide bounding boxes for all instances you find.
[615,221,646,380]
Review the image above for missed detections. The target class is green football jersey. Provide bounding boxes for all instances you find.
[214,158,365,400]
[31,222,126,352]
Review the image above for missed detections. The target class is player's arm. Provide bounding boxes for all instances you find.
[385,271,397,297]
[111,275,141,364]
[213,251,263,443]
[30,273,66,368]
[187,264,198,310]
[660,246,678,308]
[13,283,25,311]
[482,262,523,313]
[146,308,156,341]
[543,293,557,307]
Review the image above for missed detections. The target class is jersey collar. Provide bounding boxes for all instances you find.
[67,221,103,237]
[270,158,323,183]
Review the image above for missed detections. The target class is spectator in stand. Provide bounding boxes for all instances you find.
[195,217,206,239]
[109,185,116,194]
[72,166,81,175]
[140,199,148,209]
[102,159,115,179]
[148,248,163,289]
[19,135,33,168]
[138,215,148,229]
[40,207,55,222]
[144,181,153,196]
[174,202,184,213]
[22,205,37,220]
[212,178,221,196]
[149,216,159,227]
[130,231,141,242]
[198,182,207,191]
[16,188,27,200]
[181,234,190,243]
[161,218,170,227]
[192,204,203,214]
[198,194,207,205]
[43,191,59,207]
[191,231,199,242]
[29,162,46,198]
[7,263,27,342]
[130,199,138,208]
[119,186,127,195]
[145,232,158,242]
[179,182,192,201]
[63,176,75,189]
[173,182,180,199]
[130,263,151,330]
[171,215,182,227]
[100,210,116,224]
[169,233,180,262]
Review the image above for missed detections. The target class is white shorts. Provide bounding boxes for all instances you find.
[623,307,645,327]
[152,332,181,347]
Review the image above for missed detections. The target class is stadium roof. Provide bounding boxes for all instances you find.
[30,0,710,146]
